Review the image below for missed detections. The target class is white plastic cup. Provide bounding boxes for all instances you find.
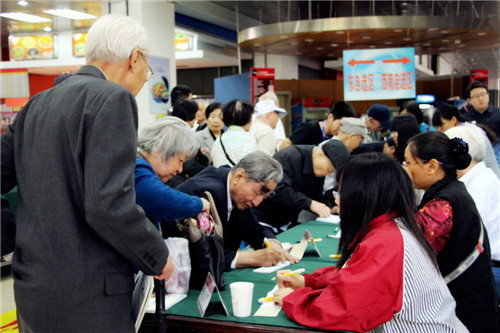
[230,282,254,317]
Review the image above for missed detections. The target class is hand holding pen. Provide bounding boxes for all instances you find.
[275,269,305,290]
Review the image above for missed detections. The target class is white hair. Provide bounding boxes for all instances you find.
[445,125,485,162]
[231,151,283,185]
[258,91,279,106]
[86,14,149,64]
[138,116,199,162]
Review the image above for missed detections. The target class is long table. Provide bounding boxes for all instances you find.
[140,220,343,333]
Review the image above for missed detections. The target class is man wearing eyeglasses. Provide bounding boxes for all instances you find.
[176,151,299,270]
[462,81,500,138]
[254,140,350,235]
[1,15,172,332]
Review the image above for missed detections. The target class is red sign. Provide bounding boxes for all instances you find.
[250,68,275,104]
[470,69,488,86]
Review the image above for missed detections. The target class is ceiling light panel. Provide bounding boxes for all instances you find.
[43,8,97,20]
[0,12,51,23]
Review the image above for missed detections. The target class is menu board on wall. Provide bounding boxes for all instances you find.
[9,35,56,60]
[250,68,275,104]
[0,68,30,98]
[73,32,87,57]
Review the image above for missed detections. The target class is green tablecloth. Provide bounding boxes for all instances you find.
[166,220,341,330]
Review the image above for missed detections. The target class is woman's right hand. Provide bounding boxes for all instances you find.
[276,270,305,290]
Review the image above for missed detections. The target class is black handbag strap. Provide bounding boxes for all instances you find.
[219,138,236,166]
[204,191,223,238]
[137,151,147,161]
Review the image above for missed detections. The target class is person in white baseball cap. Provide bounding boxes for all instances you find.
[250,99,288,155]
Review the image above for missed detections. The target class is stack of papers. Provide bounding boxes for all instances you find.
[316,215,340,224]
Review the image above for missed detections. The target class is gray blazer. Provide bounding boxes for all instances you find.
[195,126,216,161]
[1,65,169,332]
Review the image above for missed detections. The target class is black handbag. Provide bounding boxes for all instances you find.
[188,191,226,290]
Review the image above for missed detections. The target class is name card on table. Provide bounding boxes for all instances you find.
[197,272,229,318]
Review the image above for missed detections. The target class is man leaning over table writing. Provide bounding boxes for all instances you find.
[176,151,299,270]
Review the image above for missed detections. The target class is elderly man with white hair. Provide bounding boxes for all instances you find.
[445,125,500,298]
[1,14,172,332]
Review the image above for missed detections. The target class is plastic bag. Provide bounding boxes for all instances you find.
[164,237,191,294]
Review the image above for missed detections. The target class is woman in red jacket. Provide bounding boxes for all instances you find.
[273,153,466,332]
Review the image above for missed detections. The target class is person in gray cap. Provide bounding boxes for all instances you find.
[335,117,370,152]
[364,104,391,141]
[254,140,350,234]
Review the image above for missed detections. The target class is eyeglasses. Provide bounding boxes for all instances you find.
[470,92,488,100]
[256,180,276,198]
[140,53,154,81]
[402,160,428,167]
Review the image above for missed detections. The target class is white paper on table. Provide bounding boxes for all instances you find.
[145,293,187,313]
[254,285,282,317]
[316,215,340,224]
[280,242,292,251]
[253,261,290,273]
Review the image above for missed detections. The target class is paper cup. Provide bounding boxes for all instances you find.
[230,282,254,317]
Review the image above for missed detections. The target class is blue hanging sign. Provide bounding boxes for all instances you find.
[343,47,416,101]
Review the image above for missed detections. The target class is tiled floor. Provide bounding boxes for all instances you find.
[1,266,16,315]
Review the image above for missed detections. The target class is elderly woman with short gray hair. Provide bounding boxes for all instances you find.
[135,116,210,230]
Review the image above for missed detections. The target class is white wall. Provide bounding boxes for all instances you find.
[253,52,299,80]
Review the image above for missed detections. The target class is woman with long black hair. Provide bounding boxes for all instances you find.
[405,131,499,332]
[273,153,466,332]
[390,113,420,163]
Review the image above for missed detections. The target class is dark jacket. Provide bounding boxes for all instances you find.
[1,65,169,332]
[462,104,500,137]
[419,175,499,332]
[289,121,324,145]
[176,166,275,270]
[254,145,328,230]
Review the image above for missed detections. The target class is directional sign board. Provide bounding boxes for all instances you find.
[343,47,415,101]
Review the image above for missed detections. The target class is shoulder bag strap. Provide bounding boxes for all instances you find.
[219,138,236,166]
[204,191,223,238]
[444,217,484,283]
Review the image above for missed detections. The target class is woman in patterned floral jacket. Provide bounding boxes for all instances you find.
[405,131,499,332]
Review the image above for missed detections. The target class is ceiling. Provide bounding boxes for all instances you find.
[1,1,499,80]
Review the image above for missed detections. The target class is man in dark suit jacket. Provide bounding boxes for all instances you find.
[1,15,172,332]
[176,151,299,270]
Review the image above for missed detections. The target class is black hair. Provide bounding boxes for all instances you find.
[436,104,463,123]
[172,99,198,122]
[432,109,443,127]
[408,131,471,174]
[386,137,396,147]
[205,102,224,119]
[171,85,192,106]
[400,101,423,124]
[222,100,254,127]
[329,101,356,120]
[335,153,436,269]
[475,123,499,146]
[390,114,421,163]
[465,81,488,99]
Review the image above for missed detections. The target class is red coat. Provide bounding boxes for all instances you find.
[282,213,465,332]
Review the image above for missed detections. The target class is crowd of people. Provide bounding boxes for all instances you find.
[1,14,499,333]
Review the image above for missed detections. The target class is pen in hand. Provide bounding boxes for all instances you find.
[258,296,274,304]
[271,268,305,280]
